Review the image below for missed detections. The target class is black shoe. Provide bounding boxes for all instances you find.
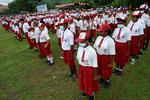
[99,78,104,83]
[71,74,77,81]
[113,68,119,73]
[88,95,94,100]
[81,92,88,97]
[116,70,122,76]
[46,60,50,63]
[139,51,143,55]
[104,80,110,88]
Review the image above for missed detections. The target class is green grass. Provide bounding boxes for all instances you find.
[0,25,150,100]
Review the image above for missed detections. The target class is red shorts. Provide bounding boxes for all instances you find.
[90,29,96,38]
[115,42,127,68]
[97,55,112,80]
[40,42,52,56]
[78,65,99,96]
[140,35,145,49]
[130,36,140,56]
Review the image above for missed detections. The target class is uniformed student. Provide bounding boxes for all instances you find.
[76,32,99,100]
[127,11,143,65]
[39,24,54,65]
[112,16,131,75]
[61,19,77,80]
[94,23,115,88]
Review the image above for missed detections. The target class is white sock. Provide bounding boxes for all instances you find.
[50,57,53,63]
[47,56,50,61]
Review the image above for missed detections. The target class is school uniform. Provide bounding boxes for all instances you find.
[23,22,32,48]
[39,29,51,56]
[89,20,97,39]
[15,25,22,41]
[94,35,115,80]
[78,20,89,32]
[112,26,131,68]
[61,28,76,75]
[127,20,143,57]
[77,45,99,96]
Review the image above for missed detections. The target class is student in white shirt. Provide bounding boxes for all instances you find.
[22,19,32,49]
[14,23,22,41]
[61,19,77,80]
[55,22,63,59]
[141,9,150,50]
[127,11,143,65]
[112,17,131,75]
[94,23,115,88]
[39,24,54,65]
[89,16,97,41]
[76,32,99,100]
[78,16,89,32]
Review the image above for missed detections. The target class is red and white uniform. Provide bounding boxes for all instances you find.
[23,22,32,47]
[61,28,76,73]
[77,45,99,96]
[89,20,97,38]
[94,36,115,80]
[112,26,131,67]
[127,21,143,56]
[78,20,89,31]
[39,29,51,56]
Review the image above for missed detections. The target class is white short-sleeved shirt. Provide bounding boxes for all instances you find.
[34,27,41,43]
[61,28,74,50]
[15,26,19,33]
[127,21,143,36]
[112,26,131,43]
[141,13,150,27]
[69,23,76,33]
[23,22,30,33]
[39,29,50,43]
[94,36,116,55]
[56,29,63,38]
[28,31,34,39]
[78,20,89,30]
[89,20,97,30]
[77,45,98,68]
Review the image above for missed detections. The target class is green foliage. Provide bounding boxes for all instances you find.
[111,0,122,7]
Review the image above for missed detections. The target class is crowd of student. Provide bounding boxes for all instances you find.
[1,3,150,100]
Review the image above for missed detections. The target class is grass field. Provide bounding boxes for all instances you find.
[0,25,150,100]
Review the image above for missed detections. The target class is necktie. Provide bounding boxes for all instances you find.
[62,32,64,42]
[98,37,104,48]
[82,50,85,62]
[117,28,122,39]
[130,23,134,31]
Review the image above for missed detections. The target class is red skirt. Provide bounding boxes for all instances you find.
[16,32,22,41]
[40,42,52,56]
[58,38,61,47]
[78,65,99,96]
[145,27,150,40]
[97,55,112,80]
[140,35,145,49]
[90,29,96,38]
[24,33,32,48]
[115,42,127,68]
[130,36,140,56]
